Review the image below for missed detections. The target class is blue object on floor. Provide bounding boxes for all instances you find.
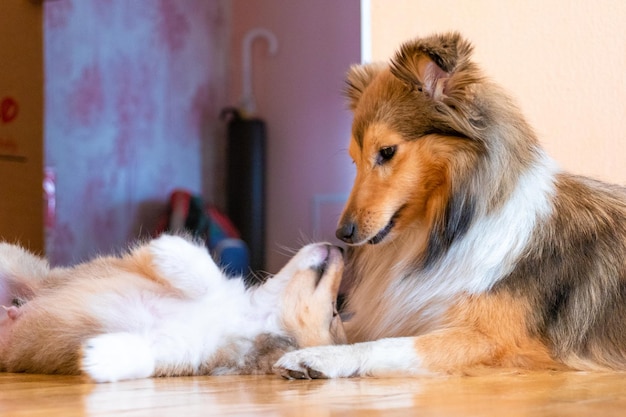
[214,238,249,278]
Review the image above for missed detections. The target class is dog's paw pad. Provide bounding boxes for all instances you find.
[307,369,328,379]
[279,367,329,380]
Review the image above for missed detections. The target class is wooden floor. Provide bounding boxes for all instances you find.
[2,370,626,416]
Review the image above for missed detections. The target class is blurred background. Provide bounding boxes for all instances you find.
[1,0,624,275]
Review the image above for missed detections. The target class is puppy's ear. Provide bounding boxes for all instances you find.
[344,63,384,111]
[390,32,474,101]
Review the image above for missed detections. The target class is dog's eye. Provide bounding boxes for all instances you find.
[376,146,397,165]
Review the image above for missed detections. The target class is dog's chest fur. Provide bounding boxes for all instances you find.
[344,155,558,342]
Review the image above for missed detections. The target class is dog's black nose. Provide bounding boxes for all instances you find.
[335,222,356,243]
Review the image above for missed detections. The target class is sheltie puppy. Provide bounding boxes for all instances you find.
[0,234,345,382]
[275,32,626,379]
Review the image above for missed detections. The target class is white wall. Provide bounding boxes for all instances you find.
[366,0,626,184]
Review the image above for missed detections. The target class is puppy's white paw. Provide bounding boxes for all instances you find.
[274,345,361,379]
[149,234,222,297]
[81,332,155,383]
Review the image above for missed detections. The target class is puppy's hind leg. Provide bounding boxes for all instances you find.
[81,332,156,383]
[147,234,224,298]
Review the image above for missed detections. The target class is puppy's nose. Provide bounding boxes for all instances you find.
[335,222,356,244]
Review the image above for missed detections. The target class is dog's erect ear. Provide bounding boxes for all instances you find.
[344,63,384,111]
[390,32,473,101]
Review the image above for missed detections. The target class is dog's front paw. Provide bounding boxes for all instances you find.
[81,332,155,383]
[274,345,361,379]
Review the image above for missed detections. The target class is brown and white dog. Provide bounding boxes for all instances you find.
[275,32,626,378]
[0,235,345,382]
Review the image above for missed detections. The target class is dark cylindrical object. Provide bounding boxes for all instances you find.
[223,108,266,273]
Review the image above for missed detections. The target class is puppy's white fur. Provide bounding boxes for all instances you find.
[0,235,345,382]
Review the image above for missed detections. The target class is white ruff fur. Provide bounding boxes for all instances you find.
[421,151,558,293]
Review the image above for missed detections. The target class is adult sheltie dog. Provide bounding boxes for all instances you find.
[275,32,626,379]
[0,235,345,382]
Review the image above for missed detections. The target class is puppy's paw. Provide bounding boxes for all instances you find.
[149,234,223,297]
[81,332,155,383]
[274,345,361,379]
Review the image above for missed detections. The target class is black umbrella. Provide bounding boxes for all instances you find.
[221,28,278,274]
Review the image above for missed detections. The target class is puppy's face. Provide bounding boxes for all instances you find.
[274,243,346,347]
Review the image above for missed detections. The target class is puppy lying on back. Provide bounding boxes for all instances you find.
[0,234,345,382]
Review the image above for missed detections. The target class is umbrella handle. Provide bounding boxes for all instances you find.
[240,28,278,115]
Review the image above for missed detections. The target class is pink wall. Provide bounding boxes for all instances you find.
[45,0,229,265]
[44,0,360,271]
[230,0,360,272]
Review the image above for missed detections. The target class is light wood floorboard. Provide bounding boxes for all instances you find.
[2,370,626,416]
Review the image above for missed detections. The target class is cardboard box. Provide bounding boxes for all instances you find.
[0,0,44,253]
